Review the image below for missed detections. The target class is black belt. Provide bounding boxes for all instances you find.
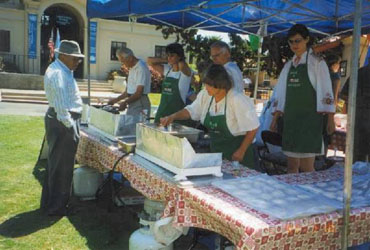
[48,107,81,120]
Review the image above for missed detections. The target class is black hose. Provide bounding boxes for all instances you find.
[95,152,129,211]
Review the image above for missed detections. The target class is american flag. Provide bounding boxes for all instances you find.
[48,28,54,62]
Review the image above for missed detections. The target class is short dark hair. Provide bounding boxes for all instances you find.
[203,64,232,91]
[326,54,341,69]
[166,43,185,61]
[287,24,310,39]
[210,41,230,53]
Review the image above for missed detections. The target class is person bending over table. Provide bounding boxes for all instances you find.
[147,43,193,125]
[270,24,335,173]
[108,47,151,127]
[160,64,260,169]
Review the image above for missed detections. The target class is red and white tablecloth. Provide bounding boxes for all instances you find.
[175,167,370,249]
[76,128,370,250]
[76,129,258,215]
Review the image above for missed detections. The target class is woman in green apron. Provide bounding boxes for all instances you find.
[147,43,193,125]
[160,64,260,169]
[270,24,335,173]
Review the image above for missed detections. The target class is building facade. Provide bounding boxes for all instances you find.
[0,0,175,80]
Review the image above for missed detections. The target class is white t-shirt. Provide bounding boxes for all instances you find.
[186,89,260,136]
[127,59,151,95]
[163,64,192,103]
[224,61,244,93]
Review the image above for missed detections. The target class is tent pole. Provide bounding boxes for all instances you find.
[253,36,262,102]
[87,18,91,105]
[342,0,362,249]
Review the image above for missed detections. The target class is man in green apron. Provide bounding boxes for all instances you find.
[147,43,193,125]
[271,24,335,173]
[282,53,323,159]
[154,69,186,123]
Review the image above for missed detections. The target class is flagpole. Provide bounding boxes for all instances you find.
[87,18,91,105]
[342,0,362,248]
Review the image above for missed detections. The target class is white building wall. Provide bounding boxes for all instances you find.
[94,19,176,80]
[1,1,177,80]
[0,7,25,56]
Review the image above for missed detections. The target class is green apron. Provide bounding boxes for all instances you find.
[154,69,192,126]
[282,54,323,153]
[203,96,255,169]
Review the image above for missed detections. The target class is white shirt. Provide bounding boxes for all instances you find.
[164,64,192,103]
[127,59,151,95]
[275,49,335,113]
[224,61,244,93]
[44,59,82,128]
[186,89,260,136]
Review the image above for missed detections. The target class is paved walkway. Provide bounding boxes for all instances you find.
[0,102,48,116]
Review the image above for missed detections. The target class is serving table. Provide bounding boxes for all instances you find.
[76,127,370,250]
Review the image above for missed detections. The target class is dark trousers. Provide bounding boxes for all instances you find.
[40,108,80,214]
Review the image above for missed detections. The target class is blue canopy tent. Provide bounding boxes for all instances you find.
[86,1,368,248]
[87,0,370,36]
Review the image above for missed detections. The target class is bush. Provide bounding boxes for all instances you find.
[106,69,126,81]
[0,56,21,73]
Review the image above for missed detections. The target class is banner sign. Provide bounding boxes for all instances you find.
[28,14,37,59]
[90,21,97,64]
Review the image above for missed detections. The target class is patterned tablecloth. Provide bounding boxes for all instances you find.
[76,128,370,250]
[76,128,259,215]
[176,167,370,249]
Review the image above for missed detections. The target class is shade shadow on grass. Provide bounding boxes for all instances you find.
[0,209,61,238]
[31,154,142,249]
[67,197,141,250]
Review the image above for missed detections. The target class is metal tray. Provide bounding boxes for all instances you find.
[117,136,136,153]
[135,123,222,172]
[143,123,202,143]
[89,105,140,137]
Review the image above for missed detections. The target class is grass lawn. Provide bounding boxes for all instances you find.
[0,115,140,250]
[0,114,205,250]
[148,93,161,106]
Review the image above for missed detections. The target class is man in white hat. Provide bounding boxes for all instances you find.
[41,40,84,216]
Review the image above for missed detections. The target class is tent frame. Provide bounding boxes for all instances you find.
[86,1,366,248]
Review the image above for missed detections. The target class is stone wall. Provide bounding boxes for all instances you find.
[0,72,44,90]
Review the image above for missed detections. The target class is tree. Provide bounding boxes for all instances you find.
[155,25,258,75]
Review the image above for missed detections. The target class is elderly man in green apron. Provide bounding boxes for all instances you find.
[271,24,335,173]
[160,64,260,169]
[147,43,193,125]
[108,47,151,134]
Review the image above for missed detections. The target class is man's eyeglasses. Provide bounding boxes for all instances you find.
[210,52,223,59]
[288,38,303,45]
